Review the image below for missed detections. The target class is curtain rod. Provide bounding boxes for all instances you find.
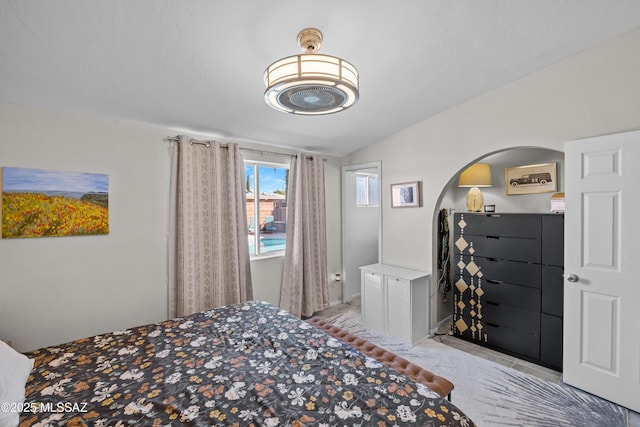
[167,136,325,160]
[167,136,296,158]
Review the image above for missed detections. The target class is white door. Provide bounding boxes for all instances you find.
[563,130,640,412]
[342,163,381,303]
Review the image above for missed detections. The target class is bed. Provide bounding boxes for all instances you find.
[13,301,474,426]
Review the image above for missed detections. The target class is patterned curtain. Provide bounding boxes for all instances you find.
[168,136,253,317]
[280,154,329,318]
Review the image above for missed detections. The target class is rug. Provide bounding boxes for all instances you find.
[323,311,628,427]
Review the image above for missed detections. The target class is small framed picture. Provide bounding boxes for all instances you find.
[505,163,557,195]
[390,181,421,208]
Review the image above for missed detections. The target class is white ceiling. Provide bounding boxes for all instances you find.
[2,1,640,157]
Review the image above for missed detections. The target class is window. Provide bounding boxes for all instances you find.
[245,161,288,256]
[355,173,379,207]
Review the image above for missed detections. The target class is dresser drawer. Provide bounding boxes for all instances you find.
[542,265,563,317]
[455,213,541,238]
[455,255,541,288]
[454,234,541,263]
[541,313,563,371]
[455,317,540,360]
[542,215,564,267]
[479,279,541,311]
[454,281,540,331]
[482,302,540,334]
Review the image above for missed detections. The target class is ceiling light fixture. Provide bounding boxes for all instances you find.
[263,28,359,115]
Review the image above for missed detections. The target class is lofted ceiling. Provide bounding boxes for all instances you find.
[2,1,640,157]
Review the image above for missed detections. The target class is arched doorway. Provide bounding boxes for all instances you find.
[430,146,565,331]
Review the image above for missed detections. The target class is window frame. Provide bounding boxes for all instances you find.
[355,172,379,207]
[245,160,289,259]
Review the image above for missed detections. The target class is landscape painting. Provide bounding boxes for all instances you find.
[1,167,109,238]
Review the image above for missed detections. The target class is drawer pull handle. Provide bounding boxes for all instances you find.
[486,322,500,327]
[486,279,502,284]
[486,301,500,306]
[487,236,500,240]
[486,258,498,262]
[487,214,501,218]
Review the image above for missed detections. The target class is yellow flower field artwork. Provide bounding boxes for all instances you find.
[1,167,109,238]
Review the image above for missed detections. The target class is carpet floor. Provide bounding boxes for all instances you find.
[323,310,629,427]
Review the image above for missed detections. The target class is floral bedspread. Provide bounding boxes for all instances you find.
[21,301,474,426]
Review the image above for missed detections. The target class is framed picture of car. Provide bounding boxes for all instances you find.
[505,163,557,195]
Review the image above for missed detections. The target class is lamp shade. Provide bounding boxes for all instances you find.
[459,163,492,187]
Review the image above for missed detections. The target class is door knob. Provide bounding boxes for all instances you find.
[566,274,579,283]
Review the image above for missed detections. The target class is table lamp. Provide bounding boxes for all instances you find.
[459,163,492,212]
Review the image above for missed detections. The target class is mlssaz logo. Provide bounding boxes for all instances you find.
[510,173,552,187]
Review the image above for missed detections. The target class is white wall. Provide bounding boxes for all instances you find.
[0,103,171,352]
[342,27,640,328]
[451,148,565,214]
[0,103,343,352]
[324,158,343,304]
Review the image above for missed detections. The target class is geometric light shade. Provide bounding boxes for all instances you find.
[264,28,359,115]
[458,163,492,187]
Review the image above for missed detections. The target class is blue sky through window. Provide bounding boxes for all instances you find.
[245,165,287,194]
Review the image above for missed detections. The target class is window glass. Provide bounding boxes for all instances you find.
[356,175,368,206]
[355,173,379,207]
[368,175,379,207]
[245,162,288,256]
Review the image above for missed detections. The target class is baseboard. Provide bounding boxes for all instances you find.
[430,314,452,336]
[330,290,361,306]
[347,292,361,303]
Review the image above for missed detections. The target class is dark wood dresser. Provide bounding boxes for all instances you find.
[452,212,564,371]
